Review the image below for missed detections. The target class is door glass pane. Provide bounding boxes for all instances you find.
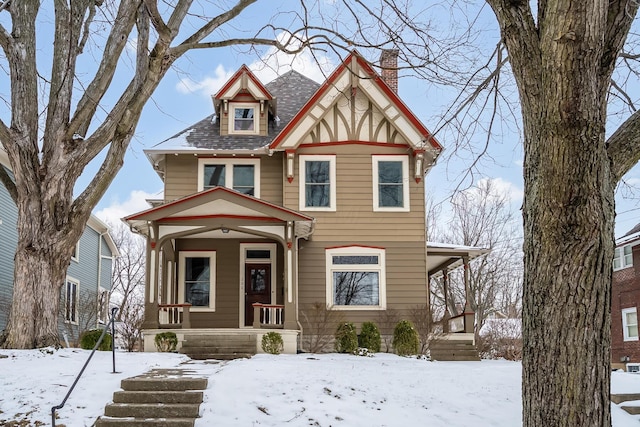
[378,161,403,207]
[246,250,270,259]
[185,257,210,307]
[305,161,330,207]
[250,268,267,292]
[204,164,225,189]
[233,165,255,195]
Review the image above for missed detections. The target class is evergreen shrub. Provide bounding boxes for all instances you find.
[335,322,358,353]
[358,321,381,352]
[261,332,284,355]
[392,320,419,356]
[80,329,112,351]
[154,332,178,352]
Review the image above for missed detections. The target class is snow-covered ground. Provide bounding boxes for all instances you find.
[0,348,639,426]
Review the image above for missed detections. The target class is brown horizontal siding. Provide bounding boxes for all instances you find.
[259,153,283,205]
[164,155,198,201]
[298,240,428,336]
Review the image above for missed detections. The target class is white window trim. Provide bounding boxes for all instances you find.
[299,154,336,212]
[178,251,217,312]
[372,155,410,212]
[623,307,639,342]
[228,102,259,135]
[238,243,277,328]
[97,286,109,325]
[614,244,633,271]
[71,241,79,263]
[325,246,386,310]
[627,363,640,373]
[64,276,79,325]
[197,158,260,197]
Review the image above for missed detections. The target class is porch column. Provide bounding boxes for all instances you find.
[283,222,298,330]
[142,222,160,329]
[462,255,475,334]
[442,268,450,333]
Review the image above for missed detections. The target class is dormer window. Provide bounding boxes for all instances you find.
[229,103,259,135]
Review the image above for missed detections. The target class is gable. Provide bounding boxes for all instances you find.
[214,65,273,101]
[269,51,442,154]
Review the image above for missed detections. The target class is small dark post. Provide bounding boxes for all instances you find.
[111,307,118,374]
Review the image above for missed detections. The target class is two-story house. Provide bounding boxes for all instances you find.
[612,223,640,371]
[125,50,479,355]
[0,145,118,345]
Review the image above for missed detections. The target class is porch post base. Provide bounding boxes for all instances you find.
[142,302,159,329]
[283,320,298,330]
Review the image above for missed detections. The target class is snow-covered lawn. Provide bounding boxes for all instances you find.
[0,348,639,426]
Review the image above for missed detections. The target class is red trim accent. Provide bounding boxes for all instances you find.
[324,244,386,250]
[160,214,283,223]
[287,176,294,183]
[296,141,408,150]
[150,241,156,249]
[124,186,314,222]
[415,177,422,183]
[370,153,410,156]
[214,65,273,100]
[269,51,442,151]
[158,303,192,308]
[285,149,296,155]
[287,242,292,248]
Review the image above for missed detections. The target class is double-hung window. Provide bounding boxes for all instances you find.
[179,251,216,311]
[299,155,336,211]
[614,244,633,270]
[623,307,639,341]
[198,158,260,197]
[372,155,410,212]
[326,246,386,310]
[228,103,259,134]
[64,277,79,324]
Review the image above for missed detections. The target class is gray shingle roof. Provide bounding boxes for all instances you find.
[149,70,321,152]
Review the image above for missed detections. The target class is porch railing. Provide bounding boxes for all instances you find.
[447,311,474,334]
[158,303,192,328]
[252,303,284,329]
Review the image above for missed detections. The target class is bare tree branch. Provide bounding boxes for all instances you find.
[608,110,640,182]
[142,0,171,40]
[0,163,17,203]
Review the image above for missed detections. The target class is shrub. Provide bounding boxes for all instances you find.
[393,320,419,356]
[80,329,112,351]
[154,332,178,352]
[358,321,381,352]
[335,322,358,353]
[261,332,284,355]
[300,302,345,353]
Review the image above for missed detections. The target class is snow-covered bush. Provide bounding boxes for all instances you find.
[392,320,419,356]
[359,321,381,352]
[335,322,358,353]
[261,332,284,355]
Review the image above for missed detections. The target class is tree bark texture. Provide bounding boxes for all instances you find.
[485,1,640,426]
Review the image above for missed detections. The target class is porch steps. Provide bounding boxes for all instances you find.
[94,369,207,427]
[611,393,640,416]
[429,338,480,361]
[179,334,256,360]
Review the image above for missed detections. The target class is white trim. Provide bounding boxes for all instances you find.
[372,155,410,212]
[228,102,260,135]
[97,286,110,325]
[623,307,639,342]
[614,244,633,271]
[64,276,80,325]
[239,243,277,327]
[178,251,217,312]
[71,241,80,263]
[197,157,260,197]
[325,246,386,310]
[299,155,336,212]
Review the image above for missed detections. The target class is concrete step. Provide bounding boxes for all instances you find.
[611,393,640,404]
[186,352,253,360]
[180,345,255,353]
[113,390,203,404]
[95,417,195,427]
[104,403,200,418]
[121,377,208,392]
[621,405,640,415]
[182,335,256,346]
[431,354,481,362]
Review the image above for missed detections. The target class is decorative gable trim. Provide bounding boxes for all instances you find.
[213,65,273,101]
[269,51,442,152]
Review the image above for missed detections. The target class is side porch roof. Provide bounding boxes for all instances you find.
[426,242,490,277]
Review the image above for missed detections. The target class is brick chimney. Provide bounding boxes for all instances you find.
[380,49,399,93]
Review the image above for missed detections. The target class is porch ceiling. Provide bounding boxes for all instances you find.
[426,242,490,277]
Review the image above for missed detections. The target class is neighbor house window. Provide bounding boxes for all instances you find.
[97,287,109,324]
[325,246,386,310]
[372,155,410,212]
[229,103,259,134]
[64,277,79,324]
[299,155,336,211]
[623,307,639,341]
[614,244,633,271]
[179,251,216,311]
[71,241,79,262]
[198,158,260,197]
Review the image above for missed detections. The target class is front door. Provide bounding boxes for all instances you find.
[245,264,271,326]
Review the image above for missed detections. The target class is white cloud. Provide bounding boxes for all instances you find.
[94,189,163,226]
[175,31,336,97]
[477,177,524,204]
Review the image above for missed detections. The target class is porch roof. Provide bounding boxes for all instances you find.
[426,241,490,277]
[123,186,314,236]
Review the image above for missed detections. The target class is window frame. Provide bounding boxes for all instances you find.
[197,158,260,197]
[325,246,386,311]
[623,307,639,342]
[614,244,633,271]
[97,286,110,325]
[372,155,410,212]
[178,251,217,312]
[228,102,259,135]
[64,276,80,324]
[299,155,336,212]
[71,241,79,263]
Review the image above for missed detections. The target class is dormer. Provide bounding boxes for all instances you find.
[212,65,275,136]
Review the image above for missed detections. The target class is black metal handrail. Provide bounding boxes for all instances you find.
[51,307,118,427]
